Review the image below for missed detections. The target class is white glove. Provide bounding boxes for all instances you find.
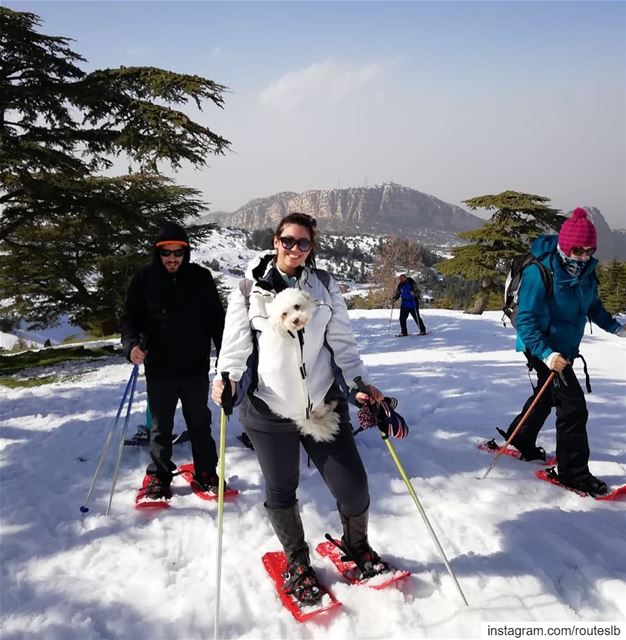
[543,352,568,372]
[616,324,626,337]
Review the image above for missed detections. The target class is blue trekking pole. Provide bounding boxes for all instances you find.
[80,364,138,514]
[105,365,139,515]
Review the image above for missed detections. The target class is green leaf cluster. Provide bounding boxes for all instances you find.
[0,8,230,334]
[597,259,626,315]
[434,191,565,313]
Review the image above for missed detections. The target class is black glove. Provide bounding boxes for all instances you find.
[221,372,234,416]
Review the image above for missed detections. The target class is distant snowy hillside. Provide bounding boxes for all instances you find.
[195,226,382,292]
[0,227,432,349]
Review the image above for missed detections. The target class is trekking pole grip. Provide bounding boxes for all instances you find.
[221,371,233,416]
[352,376,389,440]
[353,376,369,396]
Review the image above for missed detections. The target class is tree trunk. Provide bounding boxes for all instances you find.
[465,292,488,315]
[465,276,493,315]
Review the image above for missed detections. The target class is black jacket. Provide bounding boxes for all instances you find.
[120,255,225,378]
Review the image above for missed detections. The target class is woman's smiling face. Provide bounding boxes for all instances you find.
[273,223,312,276]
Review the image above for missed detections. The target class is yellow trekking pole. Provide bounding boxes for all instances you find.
[354,377,469,607]
[382,435,468,606]
[213,372,232,640]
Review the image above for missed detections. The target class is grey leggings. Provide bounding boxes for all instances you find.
[239,389,370,517]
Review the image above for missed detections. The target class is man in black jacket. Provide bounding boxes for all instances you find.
[120,222,225,500]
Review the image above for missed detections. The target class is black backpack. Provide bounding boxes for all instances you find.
[502,251,553,328]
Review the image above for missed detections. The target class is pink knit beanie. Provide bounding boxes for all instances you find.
[558,208,597,254]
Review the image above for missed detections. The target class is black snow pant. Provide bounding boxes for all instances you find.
[399,304,426,335]
[505,356,590,482]
[239,387,370,517]
[145,373,218,483]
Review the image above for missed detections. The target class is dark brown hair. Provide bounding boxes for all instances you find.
[274,212,318,266]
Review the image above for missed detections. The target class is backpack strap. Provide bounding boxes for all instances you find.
[233,278,257,406]
[238,278,253,308]
[311,267,332,293]
[574,352,592,393]
[531,251,554,298]
[240,268,331,304]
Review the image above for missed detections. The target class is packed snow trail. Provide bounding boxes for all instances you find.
[1,310,625,639]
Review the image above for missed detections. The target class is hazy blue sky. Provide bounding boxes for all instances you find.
[8,1,626,227]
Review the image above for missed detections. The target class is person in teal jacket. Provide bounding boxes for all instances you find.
[500,208,625,496]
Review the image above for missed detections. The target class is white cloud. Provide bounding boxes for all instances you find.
[259,58,391,113]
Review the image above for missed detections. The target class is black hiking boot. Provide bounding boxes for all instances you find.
[125,425,150,446]
[338,536,389,580]
[144,475,172,500]
[519,446,546,462]
[559,473,609,497]
[338,507,389,580]
[264,503,322,605]
[282,560,323,606]
[193,470,227,494]
[496,428,545,462]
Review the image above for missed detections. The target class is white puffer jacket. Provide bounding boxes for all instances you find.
[217,252,369,422]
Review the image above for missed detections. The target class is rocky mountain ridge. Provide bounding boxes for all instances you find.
[202,183,483,247]
[583,206,626,261]
[203,185,625,260]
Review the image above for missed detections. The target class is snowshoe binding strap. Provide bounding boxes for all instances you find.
[324,534,389,580]
[140,476,172,500]
[281,563,323,605]
[545,467,560,482]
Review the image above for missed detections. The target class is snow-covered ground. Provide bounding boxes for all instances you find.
[1,309,625,639]
[1,317,89,351]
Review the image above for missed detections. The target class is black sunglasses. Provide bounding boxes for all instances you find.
[570,247,595,257]
[159,249,185,257]
[280,236,312,252]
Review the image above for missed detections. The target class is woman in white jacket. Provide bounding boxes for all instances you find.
[212,212,389,605]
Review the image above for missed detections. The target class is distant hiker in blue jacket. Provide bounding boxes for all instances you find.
[501,208,625,496]
[393,273,427,336]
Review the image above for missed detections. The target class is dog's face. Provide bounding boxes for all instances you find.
[269,289,315,335]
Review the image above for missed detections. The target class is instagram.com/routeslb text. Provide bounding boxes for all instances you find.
[482,623,623,639]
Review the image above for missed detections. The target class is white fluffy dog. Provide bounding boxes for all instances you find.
[297,399,340,443]
[268,288,316,336]
[267,288,340,442]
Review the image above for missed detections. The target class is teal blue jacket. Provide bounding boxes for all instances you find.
[516,235,621,360]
